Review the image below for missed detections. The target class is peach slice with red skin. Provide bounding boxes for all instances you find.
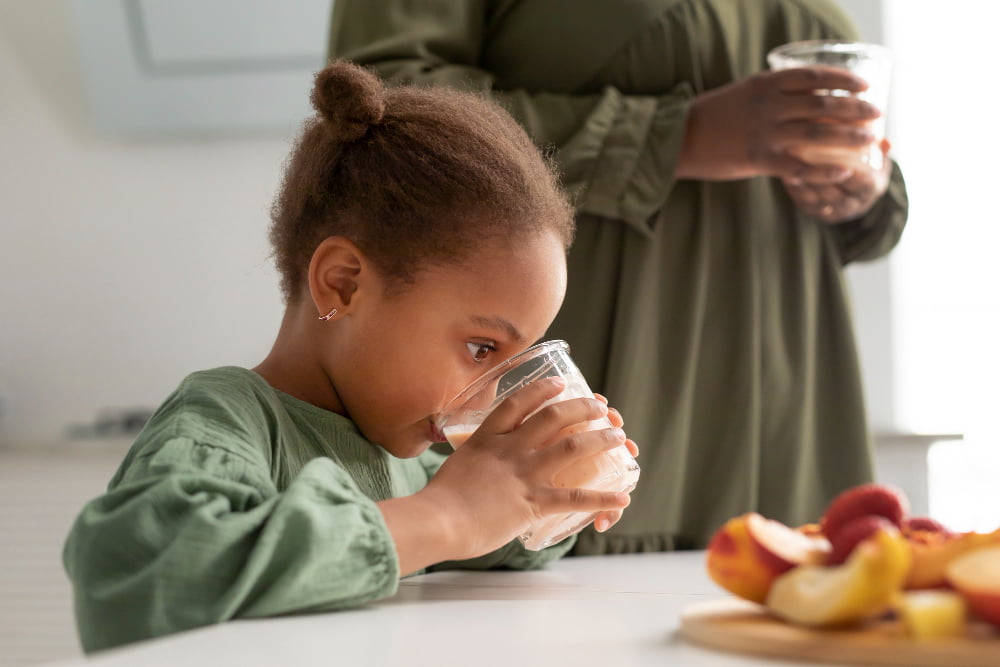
[766,526,912,627]
[946,544,1000,628]
[820,483,909,541]
[827,515,895,565]
[706,512,830,604]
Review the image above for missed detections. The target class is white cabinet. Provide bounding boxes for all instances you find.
[68,0,332,136]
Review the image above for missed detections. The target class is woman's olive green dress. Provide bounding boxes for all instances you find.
[329,0,908,553]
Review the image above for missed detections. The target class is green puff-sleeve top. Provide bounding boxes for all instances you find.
[330,0,909,554]
[63,367,571,652]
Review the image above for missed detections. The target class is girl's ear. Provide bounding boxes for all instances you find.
[307,236,371,318]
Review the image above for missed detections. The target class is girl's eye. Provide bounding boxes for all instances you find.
[466,342,496,363]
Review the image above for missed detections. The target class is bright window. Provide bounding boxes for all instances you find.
[886,0,1000,531]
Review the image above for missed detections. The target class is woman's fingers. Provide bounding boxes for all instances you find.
[777,119,875,150]
[773,66,869,94]
[767,152,851,185]
[775,92,879,123]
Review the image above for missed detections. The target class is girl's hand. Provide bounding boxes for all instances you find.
[677,67,880,184]
[421,377,631,561]
[781,139,892,223]
[591,393,638,533]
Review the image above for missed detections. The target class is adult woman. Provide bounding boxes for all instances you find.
[329,0,908,553]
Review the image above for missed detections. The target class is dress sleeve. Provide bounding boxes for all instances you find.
[328,0,692,236]
[62,437,400,652]
[828,160,909,264]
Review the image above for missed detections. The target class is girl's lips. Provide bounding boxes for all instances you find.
[429,422,447,443]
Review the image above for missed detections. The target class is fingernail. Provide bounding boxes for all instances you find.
[609,427,626,441]
[595,518,610,532]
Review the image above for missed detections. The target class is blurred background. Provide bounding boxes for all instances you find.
[1,0,998,664]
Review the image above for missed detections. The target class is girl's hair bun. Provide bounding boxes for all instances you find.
[310,61,386,143]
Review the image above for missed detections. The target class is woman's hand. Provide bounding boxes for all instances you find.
[676,67,880,184]
[416,377,632,562]
[781,139,892,223]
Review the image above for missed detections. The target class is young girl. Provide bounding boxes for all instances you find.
[62,61,635,653]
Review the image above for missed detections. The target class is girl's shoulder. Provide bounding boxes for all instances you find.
[123,367,283,463]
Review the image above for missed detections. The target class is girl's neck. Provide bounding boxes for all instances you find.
[253,306,345,415]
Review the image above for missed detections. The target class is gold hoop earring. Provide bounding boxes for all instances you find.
[318,308,338,321]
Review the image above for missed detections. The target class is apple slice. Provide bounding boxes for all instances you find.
[946,544,1000,628]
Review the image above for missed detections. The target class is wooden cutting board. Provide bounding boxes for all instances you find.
[680,597,1000,666]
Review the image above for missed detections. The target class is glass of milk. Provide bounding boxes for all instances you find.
[435,340,640,550]
[767,40,892,171]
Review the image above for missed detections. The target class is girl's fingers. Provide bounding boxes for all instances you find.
[481,376,567,433]
[624,438,639,458]
[531,426,626,473]
[536,488,631,515]
[593,509,624,533]
[514,395,609,448]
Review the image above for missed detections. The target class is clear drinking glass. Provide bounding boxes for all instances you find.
[435,340,640,550]
[767,40,892,171]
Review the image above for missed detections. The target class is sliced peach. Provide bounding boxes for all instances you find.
[820,483,909,541]
[906,528,1000,589]
[898,590,967,639]
[766,527,912,627]
[705,512,830,604]
[946,544,1000,628]
[827,515,895,565]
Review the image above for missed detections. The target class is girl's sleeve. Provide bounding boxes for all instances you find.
[63,437,400,653]
[328,0,692,236]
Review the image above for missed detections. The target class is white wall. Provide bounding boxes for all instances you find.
[0,0,899,446]
[0,1,289,445]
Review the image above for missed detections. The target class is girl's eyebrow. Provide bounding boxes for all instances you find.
[468,315,524,343]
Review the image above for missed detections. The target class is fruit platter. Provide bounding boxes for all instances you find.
[679,483,1000,665]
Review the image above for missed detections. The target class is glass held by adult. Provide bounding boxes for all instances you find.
[436,340,641,550]
[675,63,892,224]
[767,41,892,173]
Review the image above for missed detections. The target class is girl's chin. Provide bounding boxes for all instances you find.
[382,437,433,459]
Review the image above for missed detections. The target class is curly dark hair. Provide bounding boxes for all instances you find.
[269,60,575,302]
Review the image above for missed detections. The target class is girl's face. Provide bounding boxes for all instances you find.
[330,232,567,459]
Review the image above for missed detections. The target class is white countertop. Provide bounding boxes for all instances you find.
[43,551,784,667]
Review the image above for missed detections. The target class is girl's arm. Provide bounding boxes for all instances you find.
[380,378,630,576]
[64,442,400,653]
